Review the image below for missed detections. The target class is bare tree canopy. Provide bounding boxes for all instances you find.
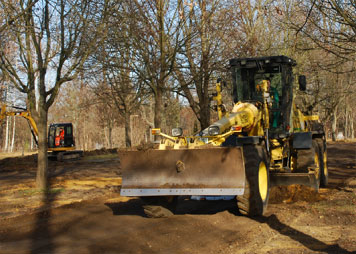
[292,0,356,63]
[0,0,355,160]
[0,0,109,188]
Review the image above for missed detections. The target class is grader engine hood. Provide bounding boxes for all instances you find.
[119,147,245,196]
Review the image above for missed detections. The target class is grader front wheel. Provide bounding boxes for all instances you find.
[237,144,270,216]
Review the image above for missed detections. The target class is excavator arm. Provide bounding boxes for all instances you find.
[0,104,38,144]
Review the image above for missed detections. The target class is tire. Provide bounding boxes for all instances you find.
[141,196,177,218]
[237,144,270,217]
[316,139,328,187]
[295,140,321,189]
[312,140,321,189]
[295,146,315,173]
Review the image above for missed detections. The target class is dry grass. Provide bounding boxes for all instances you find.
[0,151,37,160]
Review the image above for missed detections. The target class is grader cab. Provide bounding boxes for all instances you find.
[119,56,328,217]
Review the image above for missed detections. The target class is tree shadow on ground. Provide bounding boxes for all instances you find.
[255,214,353,254]
[106,199,353,253]
[30,180,59,254]
[175,198,239,215]
[105,199,146,216]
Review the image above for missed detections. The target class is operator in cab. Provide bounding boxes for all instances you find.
[55,128,65,147]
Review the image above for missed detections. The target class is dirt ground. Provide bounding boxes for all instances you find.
[0,142,355,254]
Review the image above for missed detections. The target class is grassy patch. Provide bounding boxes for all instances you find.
[0,152,37,160]
[312,192,356,213]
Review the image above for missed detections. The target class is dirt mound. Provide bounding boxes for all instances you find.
[345,177,356,188]
[83,148,118,156]
[0,154,37,172]
[269,184,327,204]
[83,143,157,157]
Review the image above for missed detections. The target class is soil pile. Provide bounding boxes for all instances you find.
[269,185,327,204]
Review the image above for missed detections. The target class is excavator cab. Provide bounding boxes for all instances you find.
[48,123,75,149]
[0,104,82,161]
[230,56,295,136]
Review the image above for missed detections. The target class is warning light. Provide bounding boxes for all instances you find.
[231,125,242,132]
[151,128,161,135]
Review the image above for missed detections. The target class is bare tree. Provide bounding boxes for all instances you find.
[122,0,184,129]
[93,68,146,148]
[0,0,108,188]
[174,0,224,129]
[86,1,149,148]
[287,0,356,64]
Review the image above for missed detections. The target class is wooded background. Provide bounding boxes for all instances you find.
[1,0,355,153]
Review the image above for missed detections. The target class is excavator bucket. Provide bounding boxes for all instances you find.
[119,147,245,196]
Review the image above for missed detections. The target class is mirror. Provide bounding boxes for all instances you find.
[298,75,307,91]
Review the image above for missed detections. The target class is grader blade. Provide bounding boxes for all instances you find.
[119,147,245,196]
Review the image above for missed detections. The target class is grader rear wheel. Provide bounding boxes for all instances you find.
[312,141,321,189]
[295,146,315,173]
[295,140,321,190]
[237,144,269,216]
[316,139,328,187]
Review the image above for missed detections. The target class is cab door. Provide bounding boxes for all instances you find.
[48,125,57,148]
[63,124,74,147]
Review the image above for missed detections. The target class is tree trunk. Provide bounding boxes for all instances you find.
[83,117,86,150]
[199,99,211,130]
[154,86,163,129]
[345,105,349,138]
[22,140,25,156]
[199,0,211,130]
[4,116,9,151]
[331,106,338,141]
[108,121,113,149]
[155,0,165,130]
[10,117,15,152]
[104,126,109,148]
[35,105,48,189]
[124,112,131,148]
[346,105,353,140]
[350,114,354,139]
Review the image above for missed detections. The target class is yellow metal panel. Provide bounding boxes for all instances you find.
[49,147,75,152]
[304,115,319,121]
[271,147,283,161]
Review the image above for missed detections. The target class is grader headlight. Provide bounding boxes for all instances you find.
[172,127,183,137]
[208,125,220,136]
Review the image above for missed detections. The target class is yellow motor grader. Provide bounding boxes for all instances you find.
[119,56,328,217]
